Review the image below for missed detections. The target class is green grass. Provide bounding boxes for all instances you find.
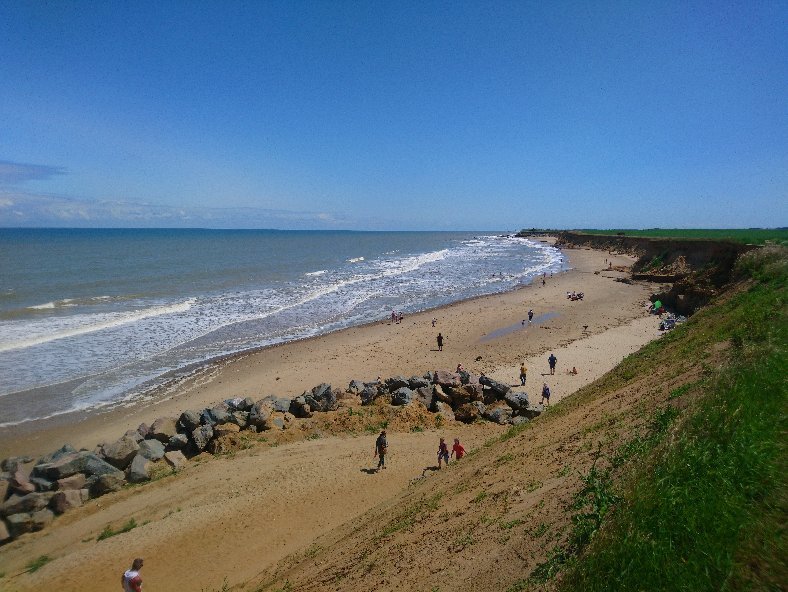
[97,517,138,541]
[25,555,51,573]
[577,228,788,246]
[553,247,787,591]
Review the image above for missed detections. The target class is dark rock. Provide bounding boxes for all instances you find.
[149,417,179,443]
[504,391,530,411]
[164,451,187,470]
[288,396,313,418]
[445,386,472,406]
[458,370,471,384]
[408,376,430,390]
[89,473,125,497]
[138,440,165,461]
[178,409,202,433]
[433,384,452,404]
[102,436,140,470]
[249,400,274,428]
[229,411,249,429]
[424,370,435,383]
[57,474,87,491]
[261,395,292,413]
[483,403,513,425]
[391,387,415,406]
[192,425,214,451]
[1,457,20,473]
[30,477,54,492]
[508,416,530,426]
[385,375,409,392]
[0,478,9,502]
[479,375,511,398]
[208,405,232,425]
[167,434,189,450]
[199,409,217,427]
[36,444,77,466]
[137,423,151,438]
[2,492,55,516]
[33,452,123,481]
[517,403,545,420]
[348,379,366,393]
[50,490,83,514]
[454,403,482,424]
[360,386,379,406]
[127,454,151,483]
[305,383,336,412]
[433,370,462,388]
[414,386,435,408]
[471,401,487,415]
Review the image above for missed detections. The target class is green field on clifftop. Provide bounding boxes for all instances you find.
[578,228,788,246]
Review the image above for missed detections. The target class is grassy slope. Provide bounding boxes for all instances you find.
[577,228,788,247]
[556,247,787,591]
[235,248,785,592]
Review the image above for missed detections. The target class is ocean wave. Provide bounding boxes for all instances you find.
[347,256,365,263]
[305,270,327,276]
[0,299,196,353]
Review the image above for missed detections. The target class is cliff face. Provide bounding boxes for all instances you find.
[554,232,756,315]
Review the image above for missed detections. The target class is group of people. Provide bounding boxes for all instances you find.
[373,430,466,471]
[390,310,405,324]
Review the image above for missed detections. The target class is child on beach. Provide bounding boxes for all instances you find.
[451,438,465,460]
[519,363,527,385]
[437,437,449,469]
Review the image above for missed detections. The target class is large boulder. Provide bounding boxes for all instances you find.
[178,410,202,433]
[36,444,77,466]
[385,376,410,392]
[33,452,124,481]
[229,411,249,429]
[5,512,36,537]
[479,375,511,398]
[249,399,275,428]
[261,395,292,413]
[504,391,530,411]
[509,416,530,426]
[432,384,452,404]
[433,370,462,388]
[124,429,144,443]
[431,400,456,421]
[391,387,415,406]
[408,376,430,390]
[138,440,165,461]
[360,385,379,406]
[192,425,214,451]
[9,470,36,496]
[199,409,217,427]
[102,436,140,470]
[1,492,55,517]
[208,404,232,425]
[454,403,482,424]
[149,417,179,443]
[348,379,366,393]
[483,403,513,425]
[288,396,313,418]
[167,433,189,451]
[164,451,187,471]
[127,454,151,483]
[57,474,87,491]
[30,477,54,492]
[50,490,83,514]
[305,383,337,412]
[31,508,55,530]
[414,386,435,409]
[89,473,125,497]
[445,386,472,406]
[0,478,9,502]
[517,402,545,420]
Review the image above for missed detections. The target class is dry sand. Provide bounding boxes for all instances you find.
[0,241,669,591]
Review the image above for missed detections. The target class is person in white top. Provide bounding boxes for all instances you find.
[121,558,144,592]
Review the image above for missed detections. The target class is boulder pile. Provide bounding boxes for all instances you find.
[0,370,540,544]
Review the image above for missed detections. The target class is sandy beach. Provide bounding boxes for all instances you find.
[0,240,672,591]
[0,241,661,460]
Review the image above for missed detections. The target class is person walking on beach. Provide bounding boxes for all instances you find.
[374,430,388,470]
[432,317,437,327]
[540,383,551,406]
[437,437,449,469]
[528,309,534,322]
[519,362,528,386]
[548,353,557,375]
[121,558,144,592]
[436,333,444,351]
[451,438,466,460]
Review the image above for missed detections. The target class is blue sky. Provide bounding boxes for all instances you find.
[0,1,785,230]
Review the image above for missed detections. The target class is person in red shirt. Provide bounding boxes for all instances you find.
[121,558,143,592]
[451,438,466,460]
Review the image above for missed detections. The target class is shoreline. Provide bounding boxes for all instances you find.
[0,240,660,459]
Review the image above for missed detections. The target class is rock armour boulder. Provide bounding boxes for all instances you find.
[102,436,140,470]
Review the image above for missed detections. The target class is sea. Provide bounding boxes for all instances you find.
[0,228,565,428]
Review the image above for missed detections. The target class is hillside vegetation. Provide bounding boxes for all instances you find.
[240,247,785,592]
[578,228,788,247]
